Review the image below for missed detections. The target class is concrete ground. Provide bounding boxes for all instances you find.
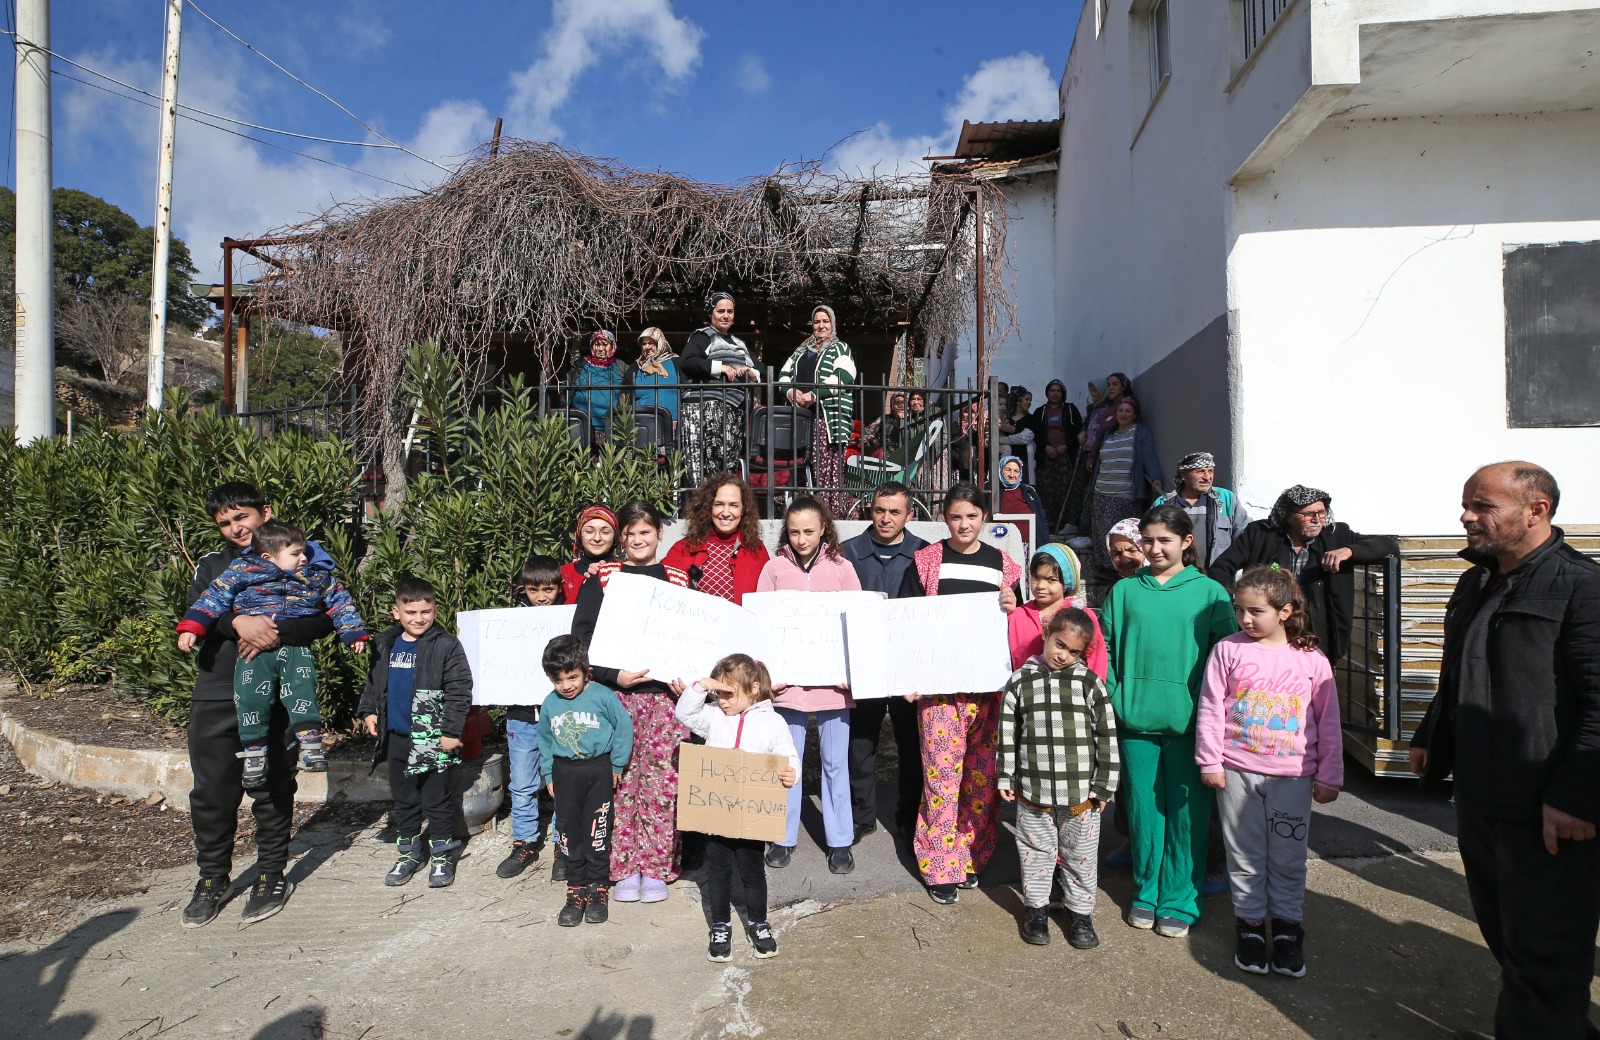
[3,763,1595,1040]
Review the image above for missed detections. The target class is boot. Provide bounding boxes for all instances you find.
[584,884,609,924]
[557,884,588,927]
[426,838,461,889]
[295,729,327,772]
[384,835,424,886]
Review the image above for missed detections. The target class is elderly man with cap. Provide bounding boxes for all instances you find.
[1153,452,1249,570]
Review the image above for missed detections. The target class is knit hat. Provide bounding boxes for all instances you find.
[1033,543,1083,599]
[572,504,619,558]
[1270,485,1333,530]
[1174,451,1215,490]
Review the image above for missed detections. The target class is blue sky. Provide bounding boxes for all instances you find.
[6,0,1083,278]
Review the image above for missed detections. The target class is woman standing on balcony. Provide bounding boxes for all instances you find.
[680,292,761,487]
[1032,379,1083,529]
[567,331,631,443]
[776,304,858,517]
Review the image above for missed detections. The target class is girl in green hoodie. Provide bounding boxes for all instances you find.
[1099,504,1236,936]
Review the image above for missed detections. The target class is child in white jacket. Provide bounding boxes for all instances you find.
[673,654,799,963]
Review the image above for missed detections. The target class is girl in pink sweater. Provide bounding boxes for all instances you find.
[1007,544,1108,678]
[1196,565,1342,981]
[755,496,864,874]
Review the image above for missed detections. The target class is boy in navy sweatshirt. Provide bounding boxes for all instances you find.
[536,635,633,927]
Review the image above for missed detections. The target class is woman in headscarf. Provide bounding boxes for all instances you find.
[1031,379,1083,531]
[679,292,760,486]
[998,453,1050,549]
[568,331,631,443]
[631,326,680,423]
[776,304,858,517]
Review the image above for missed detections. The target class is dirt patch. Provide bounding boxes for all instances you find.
[2,684,186,750]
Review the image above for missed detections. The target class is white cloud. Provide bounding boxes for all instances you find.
[506,0,704,140]
[828,52,1058,177]
[737,53,771,94]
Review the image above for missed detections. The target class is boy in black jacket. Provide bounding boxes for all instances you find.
[359,577,475,888]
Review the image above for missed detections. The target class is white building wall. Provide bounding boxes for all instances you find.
[952,174,1058,395]
[1232,109,1600,533]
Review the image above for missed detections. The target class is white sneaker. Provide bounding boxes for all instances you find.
[1154,916,1190,938]
[612,873,643,902]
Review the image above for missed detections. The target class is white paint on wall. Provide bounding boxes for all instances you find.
[953,173,1060,393]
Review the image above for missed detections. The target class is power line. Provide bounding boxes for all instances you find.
[184,0,452,173]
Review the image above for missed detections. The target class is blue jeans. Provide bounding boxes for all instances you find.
[505,718,543,843]
[777,707,854,850]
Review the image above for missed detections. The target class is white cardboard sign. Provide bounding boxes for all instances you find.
[586,572,763,683]
[458,605,577,707]
[742,590,886,687]
[843,593,1013,699]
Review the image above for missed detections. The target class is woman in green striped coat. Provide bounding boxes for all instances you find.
[777,304,858,517]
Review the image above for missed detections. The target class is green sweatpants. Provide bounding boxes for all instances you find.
[1118,731,1212,925]
[233,645,321,745]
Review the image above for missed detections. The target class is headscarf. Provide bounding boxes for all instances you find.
[585,330,618,368]
[1111,394,1141,425]
[1174,451,1215,490]
[1105,516,1143,559]
[1107,371,1133,398]
[999,454,1025,490]
[706,291,734,317]
[1043,378,1068,408]
[636,327,675,377]
[1034,543,1084,602]
[572,504,619,565]
[1087,380,1103,404]
[801,304,840,351]
[1269,485,1333,530]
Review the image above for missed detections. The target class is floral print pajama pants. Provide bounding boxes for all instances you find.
[609,690,687,884]
[913,693,1001,886]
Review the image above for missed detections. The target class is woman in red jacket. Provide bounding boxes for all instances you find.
[663,474,769,604]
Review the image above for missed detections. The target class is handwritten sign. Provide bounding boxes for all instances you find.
[586,572,763,683]
[457,606,577,707]
[843,593,1013,699]
[743,590,885,687]
[675,743,789,842]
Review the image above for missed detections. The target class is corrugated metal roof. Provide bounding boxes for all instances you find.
[950,118,1061,160]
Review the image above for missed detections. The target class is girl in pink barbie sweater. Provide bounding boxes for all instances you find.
[755,496,865,874]
[1196,565,1342,981]
[1008,543,1107,678]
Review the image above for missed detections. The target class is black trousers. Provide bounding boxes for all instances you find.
[553,756,614,887]
[187,696,296,878]
[848,696,923,831]
[1457,807,1600,1040]
[705,836,767,925]
[387,733,455,841]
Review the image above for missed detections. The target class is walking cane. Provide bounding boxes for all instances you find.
[1052,451,1087,537]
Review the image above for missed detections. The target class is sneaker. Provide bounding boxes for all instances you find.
[1201,867,1230,899]
[296,731,327,773]
[827,848,855,875]
[584,884,609,924]
[1105,842,1132,869]
[237,746,269,790]
[557,884,587,927]
[1126,906,1155,930]
[1155,916,1190,938]
[613,873,643,902]
[1021,907,1051,946]
[1272,920,1306,977]
[764,844,792,869]
[852,820,878,845]
[551,857,568,882]
[956,872,980,890]
[181,875,230,928]
[240,872,294,925]
[1235,917,1270,974]
[426,839,459,889]
[1067,911,1100,950]
[928,883,959,905]
[495,840,539,879]
[748,920,778,958]
[707,922,733,962]
[385,835,424,886]
[639,877,669,903]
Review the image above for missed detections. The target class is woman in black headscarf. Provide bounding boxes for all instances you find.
[679,292,761,486]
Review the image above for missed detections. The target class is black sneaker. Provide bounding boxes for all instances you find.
[852,820,878,845]
[385,835,424,886]
[1067,911,1100,950]
[584,884,609,924]
[956,872,980,890]
[496,840,540,879]
[928,883,959,905]
[240,872,293,925]
[426,839,459,889]
[1235,917,1269,974]
[550,856,568,882]
[181,875,229,928]
[764,844,792,869]
[557,884,587,927]
[237,746,269,790]
[296,731,327,773]
[1272,920,1306,977]
[707,922,733,962]
[748,920,778,958]
[1021,907,1051,946]
[827,848,855,875]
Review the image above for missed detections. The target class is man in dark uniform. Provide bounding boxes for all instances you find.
[181,483,335,927]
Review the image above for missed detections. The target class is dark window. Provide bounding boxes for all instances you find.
[1504,241,1600,428]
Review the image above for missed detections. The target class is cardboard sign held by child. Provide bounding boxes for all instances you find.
[675,743,789,843]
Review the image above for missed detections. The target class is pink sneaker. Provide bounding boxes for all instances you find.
[640,877,669,903]
[613,873,643,902]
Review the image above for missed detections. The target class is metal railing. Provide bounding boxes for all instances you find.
[1335,554,1403,740]
[1241,0,1293,60]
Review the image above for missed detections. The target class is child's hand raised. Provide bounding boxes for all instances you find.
[176,632,196,653]
[669,678,687,695]
[778,766,797,788]
[1200,770,1227,790]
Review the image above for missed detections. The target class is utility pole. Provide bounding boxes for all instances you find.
[146,0,183,411]
[13,0,54,442]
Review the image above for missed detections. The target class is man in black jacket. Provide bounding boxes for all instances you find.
[1209,485,1398,664]
[181,483,336,928]
[1411,462,1600,1040]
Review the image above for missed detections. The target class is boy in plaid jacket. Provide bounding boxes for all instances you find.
[999,607,1119,949]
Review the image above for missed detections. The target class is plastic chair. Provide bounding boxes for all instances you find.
[746,406,814,509]
[631,405,675,455]
[556,409,592,450]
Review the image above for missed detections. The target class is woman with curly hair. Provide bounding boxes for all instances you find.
[663,473,770,605]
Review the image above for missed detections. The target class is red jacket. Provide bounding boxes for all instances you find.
[662,535,770,604]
